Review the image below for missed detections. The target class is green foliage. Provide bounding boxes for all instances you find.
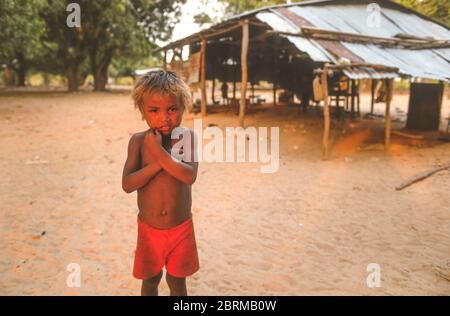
[194,12,214,26]
[0,0,48,85]
[396,0,449,26]
[1,0,186,89]
[219,0,302,16]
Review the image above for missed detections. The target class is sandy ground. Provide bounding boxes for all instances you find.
[0,89,449,295]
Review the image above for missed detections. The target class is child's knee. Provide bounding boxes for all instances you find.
[166,273,186,289]
[143,271,163,287]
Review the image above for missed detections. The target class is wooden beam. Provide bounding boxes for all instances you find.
[248,20,269,28]
[328,63,399,72]
[239,20,249,127]
[385,79,394,149]
[154,22,242,53]
[322,64,330,160]
[271,27,449,49]
[200,38,207,117]
[313,63,399,73]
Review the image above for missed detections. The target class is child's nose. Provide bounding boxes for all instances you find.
[160,112,169,122]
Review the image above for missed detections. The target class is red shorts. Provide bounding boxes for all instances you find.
[133,216,200,280]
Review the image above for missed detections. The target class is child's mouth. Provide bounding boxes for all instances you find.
[159,126,170,133]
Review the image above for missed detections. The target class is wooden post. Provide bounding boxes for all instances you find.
[239,20,249,127]
[272,52,277,107]
[211,78,216,104]
[356,80,360,115]
[200,38,207,116]
[163,50,167,70]
[322,64,330,160]
[350,79,355,119]
[251,82,255,102]
[273,83,277,106]
[370,79,376,114]
[233,80,236,99]
[385,78,393,149]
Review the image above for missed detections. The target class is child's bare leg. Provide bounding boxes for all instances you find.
[166,273,187,296]
[141,270,163,296]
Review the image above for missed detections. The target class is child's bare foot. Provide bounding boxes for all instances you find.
[141,271,163,296]
[166,273,187,296]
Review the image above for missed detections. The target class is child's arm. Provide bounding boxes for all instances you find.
[122,134,162,193]
[157,152,198,185]
[148,129,198,185]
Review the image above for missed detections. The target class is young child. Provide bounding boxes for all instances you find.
[122,70,199,296]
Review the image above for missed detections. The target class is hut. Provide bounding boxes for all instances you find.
[155,0,450,159]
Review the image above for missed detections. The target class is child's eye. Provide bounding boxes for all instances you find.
[148,109,157,113]
[169,108,177,112]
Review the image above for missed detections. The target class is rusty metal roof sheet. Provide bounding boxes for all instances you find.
[285,4,449,40]
[255,1,450,80]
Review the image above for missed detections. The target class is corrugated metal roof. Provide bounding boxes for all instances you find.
[286,4,449,40]
[342,43,450,81]
[343,67,398,80]
[158,0,450,80]
[222,0,450,33]
[255,2,450,81]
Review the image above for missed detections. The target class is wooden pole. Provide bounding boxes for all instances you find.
[273,82,277,106]
[385,78,393,149]
[357,80,360,115]
[350,79,355,119]
[239,20,249,127]
[272,51,277,107]
[211,78,216,104]
[200,38,207,116]
[163,50,167,70]
[370,79,376,114]
[251,82,255,102]
[322,65,330,160]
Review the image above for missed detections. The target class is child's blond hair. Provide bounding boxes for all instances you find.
[132,70,191,118]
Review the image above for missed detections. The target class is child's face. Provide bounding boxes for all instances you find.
[142,92,184,136]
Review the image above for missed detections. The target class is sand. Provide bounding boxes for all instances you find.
[0,89,449,295]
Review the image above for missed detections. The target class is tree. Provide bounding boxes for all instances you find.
[396,0,449,26]
[82,0,186,91]
[39,0,90,91]
[38,0,185,91]
[219,0,296,17]
[0,0,45,86]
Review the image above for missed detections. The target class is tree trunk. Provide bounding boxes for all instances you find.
[66,63,82,92]
[16,68,26,87]
[15,52,27,87]
[93,67,108,91]
[91,47,114,92]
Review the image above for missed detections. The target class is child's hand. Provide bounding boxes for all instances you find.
[143,129,163,158]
